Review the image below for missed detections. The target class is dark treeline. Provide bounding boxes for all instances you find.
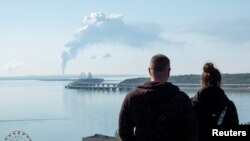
[170,73,250,84]
[1,73,250,84]
[120,73,250,84]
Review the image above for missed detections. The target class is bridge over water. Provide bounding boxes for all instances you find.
[65,82,136,91]
[65,82,250,92]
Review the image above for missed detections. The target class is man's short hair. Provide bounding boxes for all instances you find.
[150,54,170,72]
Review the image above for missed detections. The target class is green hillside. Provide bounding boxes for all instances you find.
[119,73,250,85]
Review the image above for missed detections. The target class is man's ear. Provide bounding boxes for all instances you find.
[148,68,151,76]
[167,68,171,76]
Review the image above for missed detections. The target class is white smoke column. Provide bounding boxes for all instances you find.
[61,12,165,74]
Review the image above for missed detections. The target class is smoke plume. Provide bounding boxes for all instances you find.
[61,12,165,73]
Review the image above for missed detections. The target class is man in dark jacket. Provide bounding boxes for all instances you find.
[119,54,198,141]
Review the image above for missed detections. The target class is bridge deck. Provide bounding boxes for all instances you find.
[65,82,250,92]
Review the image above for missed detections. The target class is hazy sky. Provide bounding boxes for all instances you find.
[0,0,250,76]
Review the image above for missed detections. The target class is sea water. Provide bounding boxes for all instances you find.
[0,76,249,141]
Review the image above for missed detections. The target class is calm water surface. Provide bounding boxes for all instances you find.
[0,76,249,141]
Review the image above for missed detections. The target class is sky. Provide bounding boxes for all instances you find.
[0,0,250,76]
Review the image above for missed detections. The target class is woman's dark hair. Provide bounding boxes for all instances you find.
[202,62,221,86]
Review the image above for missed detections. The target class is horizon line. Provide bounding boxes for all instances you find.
[0,73,250,79]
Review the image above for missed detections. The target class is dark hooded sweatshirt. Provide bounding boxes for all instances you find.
[191,86,239,139]
[119,81,198,141]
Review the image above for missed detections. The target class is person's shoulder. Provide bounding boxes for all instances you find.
[125,87,147,100]
[178,90,191,101]
[168,83,191,100]
[227,100,237,108]
[190,91,199,102]
[167,82,180,92]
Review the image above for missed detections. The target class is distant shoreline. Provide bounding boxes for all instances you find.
[0,73,250,84]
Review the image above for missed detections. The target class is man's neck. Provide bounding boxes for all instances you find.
[150,78,167,82]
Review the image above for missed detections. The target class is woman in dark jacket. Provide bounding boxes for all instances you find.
[191,63,239,139]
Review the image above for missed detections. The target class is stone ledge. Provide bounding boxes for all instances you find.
[82,134,117,141]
